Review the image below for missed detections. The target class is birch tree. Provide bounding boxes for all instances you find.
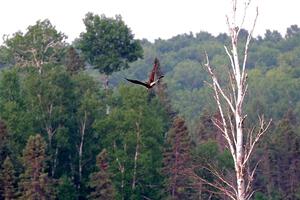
[4,19,67,74]
[189,1,271,200]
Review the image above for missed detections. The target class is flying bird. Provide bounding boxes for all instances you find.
[125,58,164,89]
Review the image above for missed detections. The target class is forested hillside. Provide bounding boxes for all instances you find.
[0,13,300,199]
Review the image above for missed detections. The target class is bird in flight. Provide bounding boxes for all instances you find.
[125,58,164,89]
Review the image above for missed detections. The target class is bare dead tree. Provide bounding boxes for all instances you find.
[192,1,272,200]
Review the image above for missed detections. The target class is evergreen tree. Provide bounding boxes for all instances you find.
[255,110,300,199]
[0,120,9,165]
[57,175,77,200]
[18,134,53,200]
[88,149,115,200]
[0,156,17,200]
[163,116,194,200]
[154,57,177,119]
[65,46,85,75]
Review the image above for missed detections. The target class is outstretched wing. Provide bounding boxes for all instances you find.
[148,58,159,83]
[125,78,149,88]
[149,75,164,87]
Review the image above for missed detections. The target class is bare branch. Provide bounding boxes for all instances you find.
[242,7,258,80]
[228,70,237,105]
[227,111,237,145]
[211,118,227,136]
[185,168,237,200]
[238,0,252,36]
[204,54,235,114]
[224,45,236,75]
[199,1,269,199]
[205,164,237,194]
[243,117,272,165]
[245,161,261,200]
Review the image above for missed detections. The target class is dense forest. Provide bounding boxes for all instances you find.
[0,12,300,200]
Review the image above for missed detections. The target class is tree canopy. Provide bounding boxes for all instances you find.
[77,13,143,75]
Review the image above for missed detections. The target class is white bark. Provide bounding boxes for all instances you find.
[132,122,141,191]
[202,1,271,199]
[79,110,87,183]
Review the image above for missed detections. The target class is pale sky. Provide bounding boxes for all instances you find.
[0,0,299,44]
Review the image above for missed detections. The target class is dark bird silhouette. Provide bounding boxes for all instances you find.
[125,58,164,89]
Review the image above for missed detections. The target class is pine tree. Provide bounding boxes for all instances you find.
[65,46,85,75]
[0,120,9,165]
[57,175,77,200]
[0,156,17,200]
[154,57,177,119]
[163,116,194,200]
[256,110,300,199]
[18,134,53,200]
[0,120,13,200]
[88,149,115,200]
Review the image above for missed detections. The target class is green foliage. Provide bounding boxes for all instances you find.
[57,175,78,200]
[2,16,300,199]
[3,19,67,72]
[254,192,268,200]
[0,156,17,200]
[88,149,115,200]
[77,13,143,75]
[65,46,85,75]
[0,120,9,165]
[162,116,194,200]
[94,85,168,200]
[0,65,105,198]
[0,69,33,153]
[255,110,300,199]
[19,134,54,200]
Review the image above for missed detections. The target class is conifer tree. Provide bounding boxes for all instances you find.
[163,116,193,200]
[88,149,115,200]
[0,120,9,164]
[256,110,300,199]
[0,120,13,200]
[65,46,85,75]
[154,57,176,119]
[57,175,77,200]
[0,156,17,200]
[18,134,53,200]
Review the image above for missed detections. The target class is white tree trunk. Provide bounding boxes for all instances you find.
[79,110,87,184]
[200,1,271,199]
[132,122,141,191]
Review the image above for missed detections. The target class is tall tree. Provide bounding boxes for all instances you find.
[4,19,67,74]
[88,149,115,200]
[193,1,271,200]
[163,116,194,200]
[255,110,300,199]
[23,66,74,177]
[95,86,167,200]
[65,46,85,75]
[0,69,32,154]
[77,13,143,86]
[18,134,53,200]
[0,156,17,200]
[285,24,300,39]
[0,120,9,165]
[73,74,103,186]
